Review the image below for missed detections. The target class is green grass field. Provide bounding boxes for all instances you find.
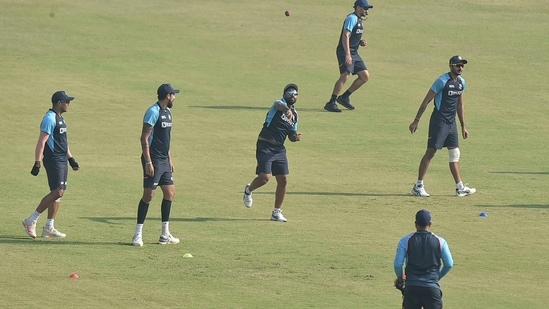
[1,0,548,308]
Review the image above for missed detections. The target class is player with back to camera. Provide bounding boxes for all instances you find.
[409,55,476,197]
[394,209,453,309]
[22,90,80,239]
[324,0,373,112]
[242,83,302,222]
[132,83,181,247]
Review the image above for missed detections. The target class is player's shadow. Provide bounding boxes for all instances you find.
[477,204,549,209]
[254,191,411,197]
[0,236,123,246]
[489,171,549,175]
[189,105,323,112]
[80,216,263,225]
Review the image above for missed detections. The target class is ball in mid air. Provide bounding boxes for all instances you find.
[285,10,291,17]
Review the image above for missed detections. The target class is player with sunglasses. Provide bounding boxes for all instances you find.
[242,83,302,222]
[409,55,476,198]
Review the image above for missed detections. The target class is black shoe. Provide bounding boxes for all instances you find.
[324,102,341,112]
[336,96,355,110]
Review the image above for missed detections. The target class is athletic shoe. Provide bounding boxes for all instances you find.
[158,234,180,245]
[271,210,288,222]
[132,234,143,247]
[243,184,253,208]
[456,184,476,197]
[22,219,37,238]
[324,102,341,112]
[336,96,355,110]
[411,184,430,197]
[41,227,66,238]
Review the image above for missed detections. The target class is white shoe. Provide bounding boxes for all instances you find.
[41,227,66,238]
[243,184,253,208]
[271,210,287,222]
[159,234,180,245]
[22,219,37,238]
[456,184,476,197]
[412,184,430,197]
[132,234,143,247]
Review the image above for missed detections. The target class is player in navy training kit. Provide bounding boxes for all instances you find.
[243,83,302,222]
[22,91,80,239]
[132,84,181,247]
[409,56,476,197]
[324,0,373,112]
[394,209,453,309]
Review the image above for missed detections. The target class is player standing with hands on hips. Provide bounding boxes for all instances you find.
[324,0,373,113]
[393,209,453,309]
[132,84,180,247]
[243,83,301,222]
[409,55,476,197]
[22,91,80,239]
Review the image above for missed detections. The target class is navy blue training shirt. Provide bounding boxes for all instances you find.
[143,102,172,160]
[40,109,68,161]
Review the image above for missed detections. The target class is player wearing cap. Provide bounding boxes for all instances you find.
[409,55,476,197]
[393,209,454,309]
[132,83,181,246]
[22,90,80,239]
[242,83,302,222]
[324,0,373,112]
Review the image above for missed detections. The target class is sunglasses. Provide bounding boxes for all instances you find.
[58,101,70,104]
[285,91,298,96]
[451,64,465,68]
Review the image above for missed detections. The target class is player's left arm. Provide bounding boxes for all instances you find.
[457,95,468,139]
[439,238,454,279]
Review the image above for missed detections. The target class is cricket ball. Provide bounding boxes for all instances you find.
[285,10,291,17]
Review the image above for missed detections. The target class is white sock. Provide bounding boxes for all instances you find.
[162,222,170,236]
[45,219,54,230]
[456,182,464,190]
[416,180,424,186]
[28,211,41,222]
[135,224,143,235]
[273,208,281,213]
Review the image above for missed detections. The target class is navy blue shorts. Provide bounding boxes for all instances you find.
[403,286,443,309]
[337,51,367,75]
[428,118,459,150]
[43,158,68,191]
[255,140,289,176]
[142,157,174,189]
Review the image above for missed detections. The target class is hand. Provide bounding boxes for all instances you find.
[145,162,155,177]
[359,39,367,47]
[68,157,80,171]
[409,121,419,134]
[461,126,469,139]
[345,54,352,66]
[30,161,40,176]
[295,133,302,141]
[394,277,405,294]
[285,110,294,121]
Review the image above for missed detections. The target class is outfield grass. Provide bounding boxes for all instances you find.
[1,0,548,308]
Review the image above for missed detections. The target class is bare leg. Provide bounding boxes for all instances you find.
[274,175,288,210]
[331,72,351,96]
[418,148,437,180]
[345,70,369,94]
[249,173,271,192]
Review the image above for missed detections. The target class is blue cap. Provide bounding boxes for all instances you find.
[51,91,74,104]
[415,209,432,226]
[449,55,468,65]
[355,0,373,9]
[157,83,180,98]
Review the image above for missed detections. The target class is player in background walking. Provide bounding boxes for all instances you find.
[23,90,80,239]
[243,83,302,222]
[132,84,181,246]
[324,0,373,112]
[409,55,476,197]
[394,209,453,309]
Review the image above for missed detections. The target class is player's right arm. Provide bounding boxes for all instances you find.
[341,30,352,66]
[141,123,154,176]
[409,89,436,134]
[34,131,49,166]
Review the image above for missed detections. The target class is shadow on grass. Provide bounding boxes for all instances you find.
[80,216,265,224]
[0,236,125,246]
[189,105,325,112]
[489,171,549,175]
[254,191,412,197]
[477,204,549,209]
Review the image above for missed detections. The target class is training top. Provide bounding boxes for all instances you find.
[430,73,466,124]
[40,109,68,161]
[143,102,172,160]
[336,13,363,55]
[258,99,298,146]
[393,230,454,288]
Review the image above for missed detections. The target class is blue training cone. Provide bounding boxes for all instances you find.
[479,212,488,217]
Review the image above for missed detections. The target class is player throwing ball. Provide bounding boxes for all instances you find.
[243,83,302,222]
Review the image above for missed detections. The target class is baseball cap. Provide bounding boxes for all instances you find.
[415,209,432,227]
[157,83,180,98]
[449,55,468,65]
[354,0,373,9]
[283,83,298,93]
[51,91,75,103]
